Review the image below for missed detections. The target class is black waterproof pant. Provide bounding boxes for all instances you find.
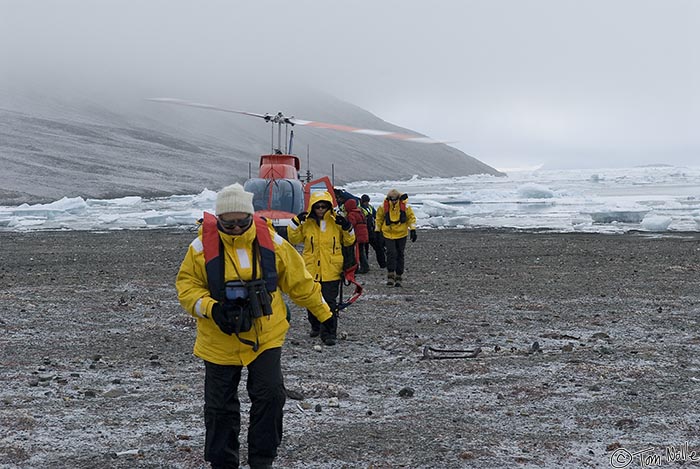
[204,348,285,469]
[307,280,339,339]
[370,234,387,268]
[358,242,370,273]
[384,236,407,275]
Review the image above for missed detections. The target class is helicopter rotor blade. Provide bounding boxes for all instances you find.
[146,98,270,120]
[289,118,452,144]
[147,98,453,144]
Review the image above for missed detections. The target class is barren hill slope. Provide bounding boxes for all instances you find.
[0,87,501,205]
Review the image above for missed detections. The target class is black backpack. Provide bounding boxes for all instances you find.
[362,206,375,233]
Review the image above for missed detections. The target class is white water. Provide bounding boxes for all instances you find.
[2,166,699,234]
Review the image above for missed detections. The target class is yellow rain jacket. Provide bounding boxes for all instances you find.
[176,217,332,366]
[287,191,356,282]
[376,194,417,240]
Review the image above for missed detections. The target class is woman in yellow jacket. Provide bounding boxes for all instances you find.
[176,183,332,469]
[375,188,417,287]
[287,190,356,345]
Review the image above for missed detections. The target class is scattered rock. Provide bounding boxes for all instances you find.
[103,389,128,398]
[614,418,638,429]
[606,442,622,452]
[398,387,414,398]
[111,449,143,458]
[286,389,305,401]
[2,227,697,468]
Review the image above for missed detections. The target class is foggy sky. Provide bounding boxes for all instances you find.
[1,0,698,170]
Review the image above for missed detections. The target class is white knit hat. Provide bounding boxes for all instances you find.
[215,183,255,215]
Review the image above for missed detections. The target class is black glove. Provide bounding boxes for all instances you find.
[335,215,351,231]
[211,303,235,335]
[295,211,307,223]
[410,230,417,242]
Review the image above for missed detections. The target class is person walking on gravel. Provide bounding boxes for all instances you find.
[360,194,386,269]
[287,190,356,345]
[375,188,417,287]
[176,183,334,469]
[343,197,370,273]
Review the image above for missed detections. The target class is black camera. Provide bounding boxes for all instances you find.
[222,280,273,335]
[244,279,273,318]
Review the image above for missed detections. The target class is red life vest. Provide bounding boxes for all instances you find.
[202,212,278,301]
[383,199,407,225]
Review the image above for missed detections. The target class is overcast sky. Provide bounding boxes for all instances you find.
[1,0,698,170]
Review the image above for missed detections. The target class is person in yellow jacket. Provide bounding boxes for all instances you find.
[176,183,333,469]
[287,190,356,345]
[375,188,417,287]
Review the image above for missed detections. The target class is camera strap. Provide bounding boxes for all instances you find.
[227,241,262,352]
[228,239,260,285]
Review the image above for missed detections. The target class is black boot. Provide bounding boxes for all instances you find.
[320,316,337,346]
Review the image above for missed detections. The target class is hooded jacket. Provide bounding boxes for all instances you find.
[287,191,356,281]
[375,191,417,240]
[176,216,332,366]
[343,198,369,244]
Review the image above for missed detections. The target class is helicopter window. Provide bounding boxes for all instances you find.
[308,182,329,194]
[244,178,304,214]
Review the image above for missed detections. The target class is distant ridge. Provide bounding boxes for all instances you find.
[0,87,502,205]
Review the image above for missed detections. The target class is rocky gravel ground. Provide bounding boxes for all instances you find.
[1,228,699,469]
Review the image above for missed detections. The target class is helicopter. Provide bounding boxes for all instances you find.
[146,97,448,236]
[148,97,449,310]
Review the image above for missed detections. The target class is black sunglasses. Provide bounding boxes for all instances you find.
[387,196,399,201]
[219,215,252,229]
[313,203,332,210]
